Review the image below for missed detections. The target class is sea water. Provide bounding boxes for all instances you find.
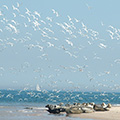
[0,90,120,120]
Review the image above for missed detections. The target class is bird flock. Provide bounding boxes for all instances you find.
[0,2,120,92]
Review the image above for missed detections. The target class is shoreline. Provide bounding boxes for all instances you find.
[67,106,120,120]
[0,104,120,120]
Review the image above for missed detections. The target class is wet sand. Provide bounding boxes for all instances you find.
[68,106,120,120]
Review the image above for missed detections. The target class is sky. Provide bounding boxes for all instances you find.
[0,0,120,92]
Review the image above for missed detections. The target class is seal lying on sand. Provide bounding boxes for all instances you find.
[45,104,65,114]
[94,103,112,111]
[66,106,95,114]
[66,107,83,114]
[45,102,112,114]
[66,103,95,114]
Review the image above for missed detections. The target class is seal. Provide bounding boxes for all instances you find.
[94,103,111,111]
[66,107,83,114]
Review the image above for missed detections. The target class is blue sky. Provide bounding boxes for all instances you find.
[0,0,120,92]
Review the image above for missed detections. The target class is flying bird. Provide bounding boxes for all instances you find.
[12,5,20,12]
[3,5,8,10]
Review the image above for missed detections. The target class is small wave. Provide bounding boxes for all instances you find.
[18,109,32,113]
[6,110,13,113]
[0,106,10,108]
[112,104,120,107]
[33,107,47,110]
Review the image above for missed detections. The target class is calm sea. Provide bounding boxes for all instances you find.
[0,90,120,120]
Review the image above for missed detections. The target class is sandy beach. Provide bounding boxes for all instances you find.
[68,106,120,120]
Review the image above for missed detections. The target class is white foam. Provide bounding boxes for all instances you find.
[112,104,120,107]
[32,107,47,110]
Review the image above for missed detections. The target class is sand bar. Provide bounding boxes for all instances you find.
[67,106,120,120]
